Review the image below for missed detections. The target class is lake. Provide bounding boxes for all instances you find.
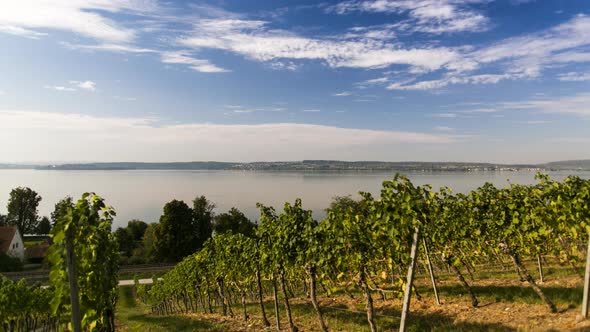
[0,169,588,228]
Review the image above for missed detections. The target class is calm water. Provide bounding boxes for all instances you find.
[0,169,588,228]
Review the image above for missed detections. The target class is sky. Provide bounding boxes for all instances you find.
[0,0,589,164]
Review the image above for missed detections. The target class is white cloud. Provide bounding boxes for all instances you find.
[45,80,96,92]
[474,15,590,65]
[342,26,397,41]
[519,120,552,124]
[387,73,520,90]
[44,85,76,92]
[302,109,321,112]
[457,108,499,114]
[160,51,229,73]
[329,0,490,34]
[0,25,48,39]
[332,92,352,96]
[61,42,157,54]
[70,80,96,91]
[362,77,389,85]
[431,113,458,118]
[0,0,158,42]
[434,126,455,132]
[557,71,590,81]
[552,51,590,63]
[179,19,460,72]
[268,61,300,71]
[502,92,590,117]
[387,15,590,91]
[0,110,464,162]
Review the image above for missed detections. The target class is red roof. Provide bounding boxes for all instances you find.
[25,241,50,259]
[0,226,17,254]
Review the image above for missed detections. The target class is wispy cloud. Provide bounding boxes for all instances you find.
[434,126,455,132]
[43,85,76,92]
[70,80,96,91]
[328,0,490,34]
[0,25,48,39]
[302,109,321,112]
[387,15,590,91]
[61,42,157,54]
[518,120,552,124]
[0,0,158,42]
[179,19,459,72]
[160,51,229,73]
[557,71,590,81]
[44,80,96,92]
[0,110,464,162]
[332,91,352,96]
[431,113,458,118]
[223,104,287,114]
[268,61,300,71]
[502,92,590,117]
[457,108,499,114]
[362,77,389,85]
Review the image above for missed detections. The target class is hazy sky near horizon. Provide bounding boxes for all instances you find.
[1,0,589,164]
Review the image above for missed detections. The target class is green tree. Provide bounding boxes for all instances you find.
[0,214,6,226]
[126,220,148,242]
[154,200,196,262]
[51,197,73,226]
[114,227,135,257]
[326,195,366,215]
[213,207,256,238]
[192,196,214,247]
[36,216,52,235]
[6,187,42,235]
[141,223,158,262]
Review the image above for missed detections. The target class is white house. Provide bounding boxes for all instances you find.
[0,226,25,261]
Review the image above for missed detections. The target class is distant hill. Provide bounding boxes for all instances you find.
[542,160,590,170]
[0,164,37,169]
[36,162,236,171]
[1,159,587,171]
[34,160,541,171]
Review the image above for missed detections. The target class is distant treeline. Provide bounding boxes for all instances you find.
[2,159,589,171]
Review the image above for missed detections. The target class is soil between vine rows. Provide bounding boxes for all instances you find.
[117,268,590,331]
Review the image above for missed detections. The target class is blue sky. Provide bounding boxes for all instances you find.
[0,0,589,164]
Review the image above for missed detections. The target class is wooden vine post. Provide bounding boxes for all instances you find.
[537,255,544,283]
[422,237,440,305]
[399,226,421,332]
[582,233,590,319]
[65,227,82,332]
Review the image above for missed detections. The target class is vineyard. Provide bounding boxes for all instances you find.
[1,194,119,332]
[134,174,590,332]
[2,174,590,331]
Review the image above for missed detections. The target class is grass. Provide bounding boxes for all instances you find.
[115,261,589,332]
[117,286,230,332]
[115,286,520,331]
[24,240,45,246]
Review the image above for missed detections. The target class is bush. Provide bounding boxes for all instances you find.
[128,255,146,265]
[0,254,23,272]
